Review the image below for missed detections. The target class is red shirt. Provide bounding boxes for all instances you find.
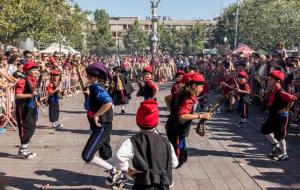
[219,77,235,95]
[171,82,180,96]
[47,83,55,95]
[146,80,157,91]
[15,76,37,94]
[239,82,250,92]
[178,96,198,116]
[268,83,297,107]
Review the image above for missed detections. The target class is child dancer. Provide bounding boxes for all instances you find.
[15,61,40,159]
[165,73,212,168]
[234,71,251,128]
[139,66,158,100]
[261,70,297,161]
[47,70,64,129]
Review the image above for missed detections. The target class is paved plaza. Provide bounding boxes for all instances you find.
[1,84,300,190]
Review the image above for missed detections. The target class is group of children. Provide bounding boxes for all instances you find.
[14,59,297,189]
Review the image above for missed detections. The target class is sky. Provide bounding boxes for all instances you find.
[75,0,237,20]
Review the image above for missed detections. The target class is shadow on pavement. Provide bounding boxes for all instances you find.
[3,169,109,190]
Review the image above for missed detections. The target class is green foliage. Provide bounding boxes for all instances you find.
[123,20,148,53]
[0,0,89,52]
[87,9,113,56]
[159,21,206,55]
[212,0,300,51]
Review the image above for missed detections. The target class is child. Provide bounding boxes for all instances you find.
[165,70,185,109]
[15,61,40,159]
[47,70,63,129]
[140,66,158,100]
[234,71,251,128]
[171,70,185,96]
[165,73,212,168]
[261,70,297,161]
[81,62,115,175]
[113,100,178,190]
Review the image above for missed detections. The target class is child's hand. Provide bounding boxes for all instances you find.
[126,168,142,179]
[93,116,101,127]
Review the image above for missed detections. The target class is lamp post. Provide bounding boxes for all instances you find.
[234,0,240,47]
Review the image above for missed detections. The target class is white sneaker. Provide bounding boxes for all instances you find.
[18,149,38,159]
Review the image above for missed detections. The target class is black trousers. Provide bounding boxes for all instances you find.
[132,184,170,190]
[16,105,37,144]
[81,123,112,162]
[49,102,59,122]
[167,132,187,167]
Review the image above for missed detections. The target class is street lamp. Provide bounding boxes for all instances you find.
[234,0,240,47]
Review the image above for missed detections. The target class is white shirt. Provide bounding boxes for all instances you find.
[115,133,179,171]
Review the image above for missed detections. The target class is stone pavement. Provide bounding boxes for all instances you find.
[1,83,300,190]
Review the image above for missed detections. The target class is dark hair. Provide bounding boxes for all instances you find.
[23,50,32,56]
[8,54,20,64]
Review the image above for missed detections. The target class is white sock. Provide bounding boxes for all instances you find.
[21,144,28,149]
[90,156,113,170]
[241,118,247,123]
[265,133,278,145]
[279,140,287,154]
[121,105,125,110]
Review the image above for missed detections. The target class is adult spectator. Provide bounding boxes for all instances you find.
[7,54,20,75]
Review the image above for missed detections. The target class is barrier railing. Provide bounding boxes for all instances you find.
[0,73,80,130]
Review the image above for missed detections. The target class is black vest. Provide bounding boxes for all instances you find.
[89,84,113,123]
[269,89,288,115]
[15,78,35,108]
[142,81,154,100]
[130,131,172,186]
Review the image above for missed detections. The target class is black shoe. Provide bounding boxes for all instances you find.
[121,110,126,115]
[268,144,281,158]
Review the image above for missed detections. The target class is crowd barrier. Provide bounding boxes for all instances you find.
[0,73,80,130]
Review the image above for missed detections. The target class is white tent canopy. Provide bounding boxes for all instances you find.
[40,43,80,54]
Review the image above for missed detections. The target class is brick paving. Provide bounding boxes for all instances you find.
[1,83,300,189]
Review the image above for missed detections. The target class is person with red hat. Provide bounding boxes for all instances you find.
[261,70,297,161]
[165,70,185,110]
[15,61,40,159]
[47,70,63,129]
[165,73,212,168]
[234,71,251,128]
[112,100,178,189]
[137,66,158,100]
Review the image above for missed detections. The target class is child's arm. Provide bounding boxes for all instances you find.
[115,138,134,171]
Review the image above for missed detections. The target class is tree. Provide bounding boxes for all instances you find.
[0,0,89,52]
[212,0,300,51]
[158,24,176,53]
[123,20,148,53]
[87,9,113,55]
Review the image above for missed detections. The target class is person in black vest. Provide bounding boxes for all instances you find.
[234,71,251,128]
[139,66,158,100]
[261,70,297,161]
[110,67,134,114]
[81,62,115,170]
[113,99,178,190]
[165,73,212,168]
[47,70,64,129]
[15,61,40,159]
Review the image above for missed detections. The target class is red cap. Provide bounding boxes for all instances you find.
[23,61,39,71]
[270,70,284,81]
[143,66,153,74]
[238,71,249,79]
[50,70,61,76]
[180,73,193,84]
[49,57,57,65]
[136,100,159,129]
[190,73,205,84]
[176,70,185,76]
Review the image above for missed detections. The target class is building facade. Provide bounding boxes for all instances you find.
[107,16,216,48]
